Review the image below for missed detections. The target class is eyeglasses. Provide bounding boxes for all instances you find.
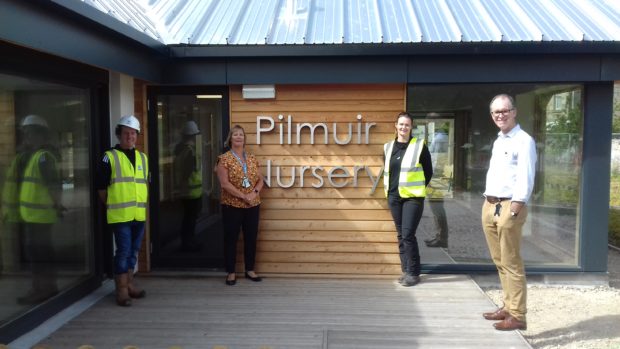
[491,108,514,117]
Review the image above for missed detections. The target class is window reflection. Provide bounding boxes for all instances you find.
[408,84,582,267]
[0,73,92,322]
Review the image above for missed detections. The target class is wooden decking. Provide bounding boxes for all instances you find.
[22,274,531,349]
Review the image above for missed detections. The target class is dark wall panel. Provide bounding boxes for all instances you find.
[579,83,614,272]
[408,55,604,83]
[161,60,227,85]
[226,57,407,84]
[601,56,620,81]
[0,0,162,82]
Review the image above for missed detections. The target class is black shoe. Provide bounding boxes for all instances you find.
[244,271,262,282]
[426,239,448,248]
[225,274,236,286]
[401,275,421,287]
[397,274,405,283]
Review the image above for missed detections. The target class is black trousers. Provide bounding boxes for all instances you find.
[222,204,260,273]
[388,195,424,276]
[180,197,202,247]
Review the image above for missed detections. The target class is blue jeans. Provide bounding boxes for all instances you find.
[388,195,424,276]
[111,221,145,275]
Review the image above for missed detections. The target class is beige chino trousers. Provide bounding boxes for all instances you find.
[481,199,528,322]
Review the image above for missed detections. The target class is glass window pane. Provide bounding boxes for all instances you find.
[0,73,93,322]
[408,84,583,268]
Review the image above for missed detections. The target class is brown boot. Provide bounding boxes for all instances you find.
[127,271,146,299]
[114,274,132,307]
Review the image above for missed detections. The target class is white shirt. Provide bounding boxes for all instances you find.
[484,124,537,203]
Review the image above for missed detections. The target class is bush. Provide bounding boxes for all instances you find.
[610,208,620,247]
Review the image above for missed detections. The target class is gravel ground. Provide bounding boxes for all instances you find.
[483,247,620,349]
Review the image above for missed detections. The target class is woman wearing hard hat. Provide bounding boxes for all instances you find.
[96,115,149,307]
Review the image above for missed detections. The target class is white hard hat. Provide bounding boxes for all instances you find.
[117,115,140,132]
[182,121,200,136]
[21,114,48,128]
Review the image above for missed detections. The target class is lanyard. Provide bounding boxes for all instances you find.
[231,150,247,176]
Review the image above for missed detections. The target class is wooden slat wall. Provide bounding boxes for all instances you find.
[231,84,406,276]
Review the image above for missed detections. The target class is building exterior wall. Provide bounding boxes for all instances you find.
[231,84,405,275]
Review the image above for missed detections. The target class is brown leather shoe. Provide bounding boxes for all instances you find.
[493,315,527,331]
[483,308,507,320]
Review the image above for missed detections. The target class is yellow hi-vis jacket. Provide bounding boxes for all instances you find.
[19,150,58,223]
[383,137,427,198]
[105,149,148,223]
[178,144,202,199]
[187,168,202,199]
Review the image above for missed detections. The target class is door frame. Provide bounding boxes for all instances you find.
[146,85,229,269]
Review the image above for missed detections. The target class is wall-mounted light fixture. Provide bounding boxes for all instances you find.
[196,94,223,99]
[242,84,276,99]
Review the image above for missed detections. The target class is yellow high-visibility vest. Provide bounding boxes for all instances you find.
[383,138,427,198]
[187,168,202,199]
[19,150,58,223]
[105,149,148,223]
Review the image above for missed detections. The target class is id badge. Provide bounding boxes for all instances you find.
[242,177,251,188]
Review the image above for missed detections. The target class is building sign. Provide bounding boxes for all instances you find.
[256,114,383,194]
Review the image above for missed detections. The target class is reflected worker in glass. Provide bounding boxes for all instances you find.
[97,115,149,307]
[216,125,264,286]
[174,121,203,252]
[425,129,449,248]
[383,112,433,287]
[16,115,63,304]
[481,94,536,331]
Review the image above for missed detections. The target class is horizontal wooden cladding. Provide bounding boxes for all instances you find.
[231,84,405,276]
[261,209,392,221]
[256,155,384,166]
[260,230,396,243]
[246,144,383,156]
[232,99,402,113]
[238,121,397,133]
[254,262,402,275]
[233,112,398,123]
[246,132,395,145]
[260,198,388,210]
[260,220,395,232]
[256,251,400,264]
[230,84,405,102]
[260,188,384,199]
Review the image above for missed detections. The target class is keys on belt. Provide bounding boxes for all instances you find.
[485,196,511,217]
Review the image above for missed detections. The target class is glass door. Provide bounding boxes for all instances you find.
[412,118,455,200]
[148,88,227,269]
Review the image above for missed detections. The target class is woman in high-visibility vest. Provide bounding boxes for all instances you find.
[383,112,433,287]
[97,115,148,307]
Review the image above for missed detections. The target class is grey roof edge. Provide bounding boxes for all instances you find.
[169,41,620,58]
[49,0,167,55]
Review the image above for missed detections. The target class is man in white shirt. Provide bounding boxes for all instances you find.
[481,94,537,331]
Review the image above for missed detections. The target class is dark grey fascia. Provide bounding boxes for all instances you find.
[168,41,620,58]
